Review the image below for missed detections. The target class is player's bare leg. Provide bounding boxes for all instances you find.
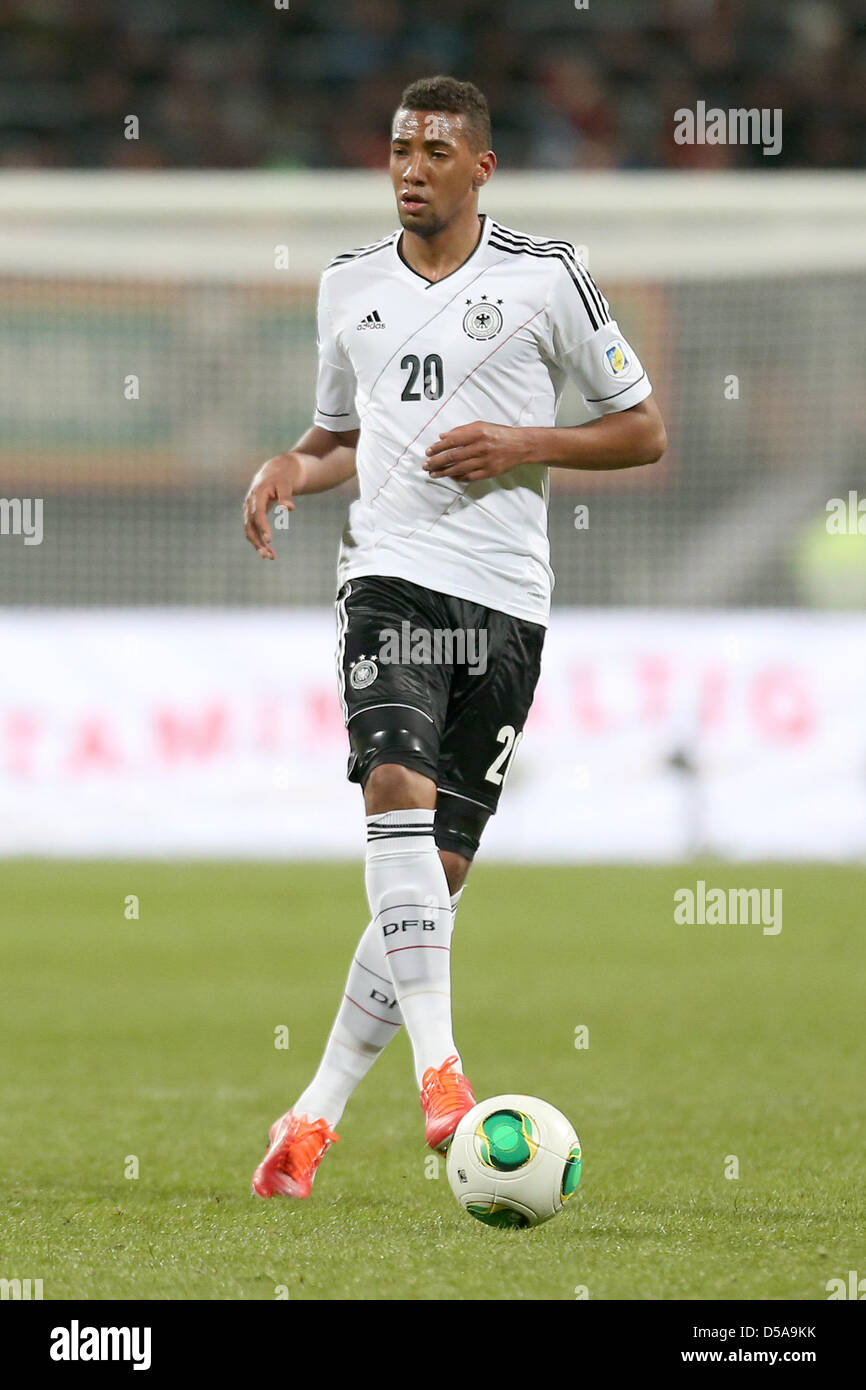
[364,762,476,1150]
[438,847,472,898]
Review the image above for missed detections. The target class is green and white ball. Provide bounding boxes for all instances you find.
[446,1094,582,1228]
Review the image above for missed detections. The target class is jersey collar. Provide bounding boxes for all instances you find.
[394,213,492,289]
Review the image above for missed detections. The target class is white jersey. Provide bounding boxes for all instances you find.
[314,213,652,626]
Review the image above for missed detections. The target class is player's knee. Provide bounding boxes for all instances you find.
[364,761,435,813]
[438,849,471,896]
[434,793,490,864]
[348,704,439,795]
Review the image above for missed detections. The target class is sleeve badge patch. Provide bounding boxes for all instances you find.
[603,340,630,377]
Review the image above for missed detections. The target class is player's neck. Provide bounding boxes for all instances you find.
[399,209,484,283]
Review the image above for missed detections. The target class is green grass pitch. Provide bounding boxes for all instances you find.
[1,860,863,1301]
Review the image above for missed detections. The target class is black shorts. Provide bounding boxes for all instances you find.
[334,575,545,860]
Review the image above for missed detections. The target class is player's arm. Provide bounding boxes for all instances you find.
[532,396,666,470]
[243,425,358,560]
[424,399,665,481]
[426,252,665,482]
[245,265,362,559]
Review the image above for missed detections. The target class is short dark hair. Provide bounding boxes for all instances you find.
[397,76,491,152]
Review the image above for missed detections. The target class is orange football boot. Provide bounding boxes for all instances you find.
[420,1054,476,1152]
[251,1111,339,1199]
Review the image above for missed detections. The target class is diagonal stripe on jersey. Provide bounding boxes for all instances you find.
[366,304,545,511]
[316,214,652,628]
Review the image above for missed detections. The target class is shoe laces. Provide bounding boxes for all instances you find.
[276,1115,339,1173]
[421,1055,464,1105]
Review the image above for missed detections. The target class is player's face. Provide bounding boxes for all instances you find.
[390,109,486,237]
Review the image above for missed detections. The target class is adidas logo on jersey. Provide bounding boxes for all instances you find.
[357,309,385,330]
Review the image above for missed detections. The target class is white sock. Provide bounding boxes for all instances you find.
[292,877,465,1127]
[292,916,402,1129]
[365,808,459,1087]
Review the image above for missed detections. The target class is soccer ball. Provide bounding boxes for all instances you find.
[446,1094,582,1228]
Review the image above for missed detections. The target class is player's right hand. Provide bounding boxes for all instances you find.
[242,452,303,560]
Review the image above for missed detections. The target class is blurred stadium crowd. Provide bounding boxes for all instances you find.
[1,0,863,171]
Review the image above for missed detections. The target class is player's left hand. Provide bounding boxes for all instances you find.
[423,421,531,482]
